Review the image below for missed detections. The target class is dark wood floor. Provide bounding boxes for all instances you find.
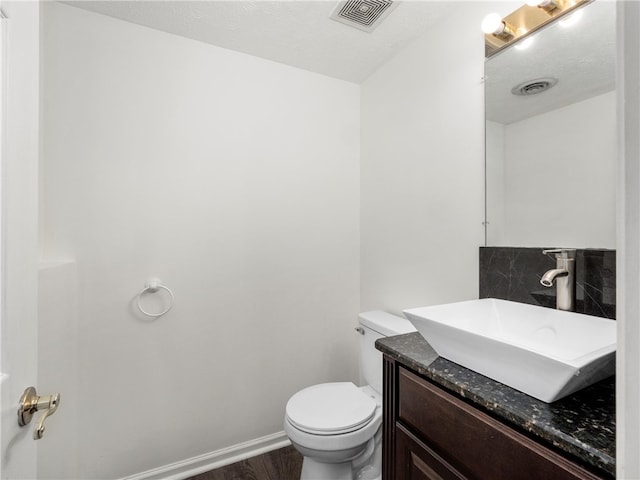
[186,445,303,480]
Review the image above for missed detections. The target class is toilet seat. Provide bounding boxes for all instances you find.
[286,382,377,435]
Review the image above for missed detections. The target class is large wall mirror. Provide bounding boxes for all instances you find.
[485,1,616,249]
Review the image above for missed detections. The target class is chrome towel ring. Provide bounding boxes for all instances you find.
[136,277,174,317]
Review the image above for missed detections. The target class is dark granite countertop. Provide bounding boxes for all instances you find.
[376,332,615,478]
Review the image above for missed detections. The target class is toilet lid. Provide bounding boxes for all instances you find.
[286,382,377,435]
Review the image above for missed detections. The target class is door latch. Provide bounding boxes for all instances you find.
[17,387,60,439]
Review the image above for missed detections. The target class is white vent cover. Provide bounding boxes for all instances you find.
[511,78,559,96]
[330,0,398,33]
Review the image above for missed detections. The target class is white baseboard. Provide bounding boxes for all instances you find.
[120,431,291,480]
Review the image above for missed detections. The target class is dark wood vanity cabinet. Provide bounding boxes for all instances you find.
[382,357,605,480]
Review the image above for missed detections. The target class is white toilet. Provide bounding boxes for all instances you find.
[284,311,416,480]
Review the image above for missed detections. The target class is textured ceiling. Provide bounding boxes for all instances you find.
[485,1,616,124]
[63,1,452,84]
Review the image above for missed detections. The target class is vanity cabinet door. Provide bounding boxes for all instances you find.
[395,424,466,480]
[397,367,603,480]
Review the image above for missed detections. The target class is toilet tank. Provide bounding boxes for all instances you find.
[358,311,416,394]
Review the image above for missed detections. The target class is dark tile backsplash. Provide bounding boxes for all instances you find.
[479,247,616,319]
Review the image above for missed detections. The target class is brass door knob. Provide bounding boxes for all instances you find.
[18,387,60,439]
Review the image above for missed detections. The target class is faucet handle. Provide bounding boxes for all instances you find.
[542,248,576,259]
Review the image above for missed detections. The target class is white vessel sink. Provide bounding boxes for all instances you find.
[403,298,616,403]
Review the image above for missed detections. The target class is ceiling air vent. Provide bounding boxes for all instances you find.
[330,0,398,33]
[511,78,559,96]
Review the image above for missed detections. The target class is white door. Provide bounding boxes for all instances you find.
[0,1,42,478]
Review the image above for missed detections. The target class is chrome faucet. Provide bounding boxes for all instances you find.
[540,249,576,311]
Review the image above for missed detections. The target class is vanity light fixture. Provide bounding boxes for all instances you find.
[483,0,591,57]
[526,0,563,14]
[481,13,516,40]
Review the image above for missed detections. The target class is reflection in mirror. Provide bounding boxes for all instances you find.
[485,1,616,248]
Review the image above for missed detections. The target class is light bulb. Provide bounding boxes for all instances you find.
[481,13,504,35]
[481,13,516,40]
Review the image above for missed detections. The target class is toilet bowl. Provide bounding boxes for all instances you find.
[284,311,416,480]
[285,383,382,480]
